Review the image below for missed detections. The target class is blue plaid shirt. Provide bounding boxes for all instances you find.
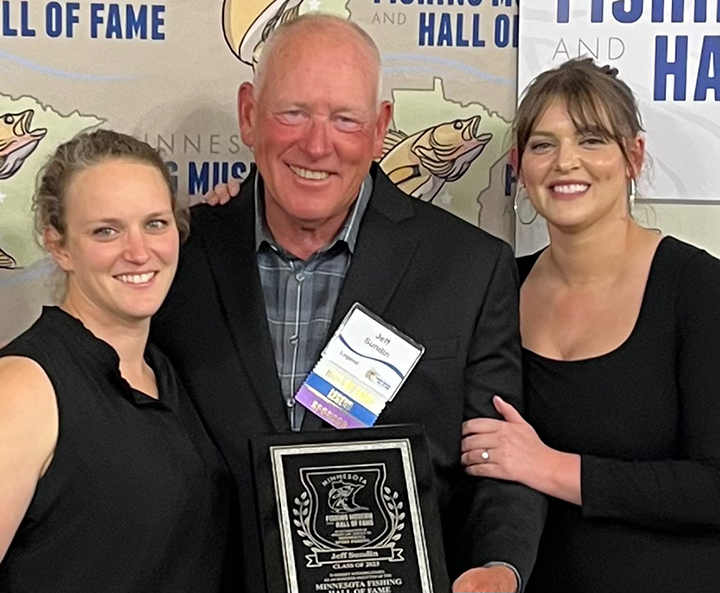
[254,174,372,431]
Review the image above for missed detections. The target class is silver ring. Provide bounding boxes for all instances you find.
[481,450,490,462]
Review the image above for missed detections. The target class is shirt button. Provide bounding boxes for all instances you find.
[289,335,299,345]
[295,271,305,282]
[286,397,296,408]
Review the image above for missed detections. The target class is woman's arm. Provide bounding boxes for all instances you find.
[0,356,58,561]
[462,396,582,505]
[463,249,720,532]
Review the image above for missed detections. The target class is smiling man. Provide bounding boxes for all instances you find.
[151,14,544,593]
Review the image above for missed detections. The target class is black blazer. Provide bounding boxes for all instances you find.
[152,164,545,592]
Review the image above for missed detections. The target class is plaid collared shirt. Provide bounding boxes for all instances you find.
[254,174,372,431]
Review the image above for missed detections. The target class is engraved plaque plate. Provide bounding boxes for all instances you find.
[251,425,449,593]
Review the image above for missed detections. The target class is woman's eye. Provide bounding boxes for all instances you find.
[530,141,552,151]
[92,227,116,237]
[147,219,169,231]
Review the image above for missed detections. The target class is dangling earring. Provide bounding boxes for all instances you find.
[628,178,637,217]
[513,182,539,225]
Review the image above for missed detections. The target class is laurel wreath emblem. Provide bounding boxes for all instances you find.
[292,486,406,551]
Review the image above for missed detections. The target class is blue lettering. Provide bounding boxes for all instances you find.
[694,36,720,100]
[557,0,570,22]
[151,5,164,40]
[0,0,38,37]
[231,162,247,179]
[473,14,485,46]
[672,0,684,21]
[651,0,686,22]
[504,164,516,197]
[419,12,434,45]
[106,4,123,39]
[188,162,245,195]
[66,3,79,37]
[166,161,179,193]
[495,13,509,48]
[127,5,147,39]
[456,13,469,47]
[189,162,210,195]
[1,1,17,36]
[695,0,707,21]
[654,35,688,100]
[45,2,62,38]
[90,3,103,38]
[612,0,643,23]
[592,0,604,22]
[437,12,452,46]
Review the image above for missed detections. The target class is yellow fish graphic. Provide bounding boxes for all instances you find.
[379,116,492,203]
[223,0,303,68]
[0,246,17,269]
[0,109,47,180]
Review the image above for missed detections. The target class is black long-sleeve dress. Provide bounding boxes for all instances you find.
[520,237,720,593]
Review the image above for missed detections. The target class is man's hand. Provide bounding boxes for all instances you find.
[452,565,518,592]
[203,179,241,206]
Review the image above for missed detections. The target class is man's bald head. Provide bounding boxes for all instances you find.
[253,13,383,108]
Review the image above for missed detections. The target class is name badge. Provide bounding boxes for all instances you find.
[295,303,424,429]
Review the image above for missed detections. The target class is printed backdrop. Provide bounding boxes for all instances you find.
[0,0,520,344]
[516,0,719,254]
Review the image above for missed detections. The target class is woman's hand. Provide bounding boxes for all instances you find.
[461,396,582,504]
[203,179,241,206]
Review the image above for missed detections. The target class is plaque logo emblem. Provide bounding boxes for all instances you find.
[293,464,405,568]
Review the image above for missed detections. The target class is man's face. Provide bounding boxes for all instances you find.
[239,27,392,232]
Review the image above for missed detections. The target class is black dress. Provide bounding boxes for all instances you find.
[0,307,235,592]
[520,237,720,593]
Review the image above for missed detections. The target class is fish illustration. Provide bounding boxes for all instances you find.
[0,246,17,269]
[0,110,47,180]
[328,481,367,514]
[223,0,303,68]
[379,116,492,203]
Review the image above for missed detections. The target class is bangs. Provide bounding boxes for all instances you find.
[562,82,627,142]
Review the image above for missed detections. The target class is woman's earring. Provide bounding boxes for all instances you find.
[628,178,637,216]
[513,182,539,225]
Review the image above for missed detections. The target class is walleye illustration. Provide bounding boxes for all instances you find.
[0,246,16,269]
[0,110,47,180]
[328,481,367,514]
[223,0,304,68]
[379,116,492,203]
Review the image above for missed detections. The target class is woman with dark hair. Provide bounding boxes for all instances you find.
[461,59,720,592]
[0,130,234,592]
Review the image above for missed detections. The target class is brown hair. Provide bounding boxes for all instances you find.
[34,129,189,243]
[514,58,644,173]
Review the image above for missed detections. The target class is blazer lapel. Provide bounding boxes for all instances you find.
[202,181,288,433]
[302,168,419,432]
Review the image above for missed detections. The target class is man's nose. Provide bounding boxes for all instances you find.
[301,117,332,158]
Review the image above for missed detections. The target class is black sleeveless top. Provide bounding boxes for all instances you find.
[0,307,235,592]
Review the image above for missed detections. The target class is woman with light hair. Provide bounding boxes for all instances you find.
[0,130,235,592]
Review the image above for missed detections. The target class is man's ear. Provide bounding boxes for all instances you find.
[44,227,72,273]
[373,100,393,160]
[238,82,257,148]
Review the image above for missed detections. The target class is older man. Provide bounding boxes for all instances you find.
[152,14,544,593]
